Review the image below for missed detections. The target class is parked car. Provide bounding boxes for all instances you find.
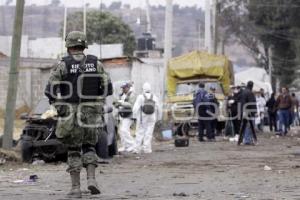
[19,97,118,163]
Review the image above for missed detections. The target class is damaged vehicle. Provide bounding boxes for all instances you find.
[19,97,118,163]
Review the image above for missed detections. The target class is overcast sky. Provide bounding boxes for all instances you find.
[3,0,205,8]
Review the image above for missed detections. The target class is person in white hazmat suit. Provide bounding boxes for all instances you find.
[133,82,162,153]
[113,82,136,152]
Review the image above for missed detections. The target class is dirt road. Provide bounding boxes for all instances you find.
[0,130,300,200]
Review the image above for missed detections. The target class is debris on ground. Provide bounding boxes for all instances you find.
[0,148,21,162]
[32,160,45,165]
[13,175,39,184]
[0,158,6,165]
[264,165,272,171]
[17,168,29,171]
[29,175,39,182]
[173,192,189,197]
[229,135,239,142]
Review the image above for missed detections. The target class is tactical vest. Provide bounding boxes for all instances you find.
[118,91,133,118]
[60,55,102,103]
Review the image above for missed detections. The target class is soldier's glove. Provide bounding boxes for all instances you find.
[52,100,68,117]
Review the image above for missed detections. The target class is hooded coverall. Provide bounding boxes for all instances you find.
[133,83,162,153]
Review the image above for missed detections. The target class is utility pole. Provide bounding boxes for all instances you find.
[198,22,202,51]
[268,47,273,90]
[205,0,212,53]
[3,0,25,149]
[62,6,68,56]
[145,0,152,33]
[221,36,226,55]
[83,0,87,35]
[212,0,219,54]
[163,0,173,99]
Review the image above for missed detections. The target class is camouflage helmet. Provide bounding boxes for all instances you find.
[65,31,88,48]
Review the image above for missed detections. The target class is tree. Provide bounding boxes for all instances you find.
[64,10,136,56]
[248,0,300,87]
[219,0,269,70]
[219,0,300,87]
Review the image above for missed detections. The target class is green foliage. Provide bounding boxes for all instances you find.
[220,0,300,87]
[219,0,270,69]
[248,0,300,86]
[64,10,136,56]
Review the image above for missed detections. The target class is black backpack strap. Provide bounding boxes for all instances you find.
[125,91,132,102]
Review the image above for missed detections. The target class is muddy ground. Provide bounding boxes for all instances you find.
[0,130,300,200]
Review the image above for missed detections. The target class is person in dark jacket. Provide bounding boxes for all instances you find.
[266,93,277,132]
[229,86,242,135]
[238,81,258,145]
[206,87,219,141]
[193,82,210,142]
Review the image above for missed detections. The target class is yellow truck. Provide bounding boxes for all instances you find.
[166,51,234,135]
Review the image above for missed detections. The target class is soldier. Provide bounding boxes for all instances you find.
[44,31,113,198]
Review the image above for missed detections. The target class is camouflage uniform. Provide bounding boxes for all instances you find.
[45,31,112,197]
[47,55,110,172]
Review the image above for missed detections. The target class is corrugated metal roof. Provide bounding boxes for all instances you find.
[100,56,144,65]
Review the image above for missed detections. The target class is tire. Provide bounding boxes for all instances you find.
[21,137,34,163]
[108,132,118,157]
[96,132,109,159]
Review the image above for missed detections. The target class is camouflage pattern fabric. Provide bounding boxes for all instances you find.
[45,53,111,173]
[65,31,88,48]
[56,103,104,172]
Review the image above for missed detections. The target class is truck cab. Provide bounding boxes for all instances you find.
[168,79,227,135]
[165,51,234,136]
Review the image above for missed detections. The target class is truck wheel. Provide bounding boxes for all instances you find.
[21,137,33,163]
[108,132,118,157]
[96,132,109,159]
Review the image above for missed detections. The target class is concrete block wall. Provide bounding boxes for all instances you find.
[0,66,52,111]
[0,57,56,111]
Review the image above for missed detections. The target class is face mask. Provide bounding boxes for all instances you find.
[234,89,238,94]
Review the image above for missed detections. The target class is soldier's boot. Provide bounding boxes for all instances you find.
[86,164,101,195]
[67,171,82,198]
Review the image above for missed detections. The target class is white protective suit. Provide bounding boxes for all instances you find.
[133,83,162,153]
[118,87,136,152]
[256,95,266,125]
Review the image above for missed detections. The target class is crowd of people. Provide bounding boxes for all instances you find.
[265,88,299,135]
[193,81,300,145]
